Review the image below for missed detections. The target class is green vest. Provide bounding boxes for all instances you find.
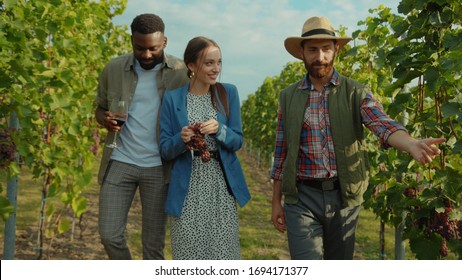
[280,75,369,207]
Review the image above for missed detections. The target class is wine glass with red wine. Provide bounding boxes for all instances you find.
[107,100,128,149]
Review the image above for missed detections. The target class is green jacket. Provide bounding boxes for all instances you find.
[280,74,369,207]
[96,53,188,185]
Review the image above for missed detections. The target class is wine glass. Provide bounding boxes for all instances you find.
[107,100,128,149]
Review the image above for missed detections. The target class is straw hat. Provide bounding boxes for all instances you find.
[284,16,352,60]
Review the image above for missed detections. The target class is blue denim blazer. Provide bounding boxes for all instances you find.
[160,82,251,216]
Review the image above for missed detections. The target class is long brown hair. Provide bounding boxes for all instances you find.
[184,36,229,118]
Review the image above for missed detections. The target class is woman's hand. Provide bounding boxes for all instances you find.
[181,126,195,143]
[200,119,219,135]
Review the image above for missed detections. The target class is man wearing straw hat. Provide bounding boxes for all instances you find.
[270,16,445,259]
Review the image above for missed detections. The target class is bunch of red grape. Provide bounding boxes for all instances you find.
[88,129,100,156]
[186,123,211,162]
[403,187,417,199]
[457,220,462,240]
[0,127,16,169]
[408,192,460,257]
[426,209,457,240]
[440,238,449,257]
[423,205,460,257]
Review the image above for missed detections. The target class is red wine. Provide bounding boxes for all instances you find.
[113,118,126,127]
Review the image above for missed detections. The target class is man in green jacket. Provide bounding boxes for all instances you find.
[270,16,445,260]
[95,13,188,260]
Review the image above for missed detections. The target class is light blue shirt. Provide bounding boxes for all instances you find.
[111,60,162,167]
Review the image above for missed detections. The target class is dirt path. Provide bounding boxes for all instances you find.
[3,149,272,260]
[8,185,113,260]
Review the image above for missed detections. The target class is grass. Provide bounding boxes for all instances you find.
[1,168,42,233]
[355,208,415,260]
[238,157,290,260]
[238,151,415,260]
[0,151,426,260]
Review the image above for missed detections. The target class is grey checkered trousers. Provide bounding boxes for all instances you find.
[98,160,167,260]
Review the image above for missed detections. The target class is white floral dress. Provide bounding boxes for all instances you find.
[170,91,241,260]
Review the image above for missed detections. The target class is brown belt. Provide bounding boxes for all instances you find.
[193,150,219,160]
[298,178,340,191]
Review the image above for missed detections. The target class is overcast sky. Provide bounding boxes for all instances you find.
[113,0,401,103]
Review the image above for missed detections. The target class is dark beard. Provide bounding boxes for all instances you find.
[305,60,334,79]
[137,53,164,70]
[303,53,335,79]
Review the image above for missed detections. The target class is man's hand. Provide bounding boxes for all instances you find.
[271,180,287,233]
[272,201,286,233]
[408,137,446,165]
[387,131,446,165]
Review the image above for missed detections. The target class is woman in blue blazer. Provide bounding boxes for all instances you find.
[160,37,251,259]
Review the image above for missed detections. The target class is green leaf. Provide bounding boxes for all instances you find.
[441,57,461,71]
[407,159,416,169]
[390,16,408,37]
[441,102,460,118]
[447,239,462,257]
[3,0,19,7]
[409,232,443,259]
[9,59,33,84]
[397,0,414,14]
[50,92,71,110]
[424,67,440,92]
[387,45,409,66]
[435,207,445,213]
[72,197,87,218]
[39,69,55,78]
[409,13,429,32]
[429,11,443,27]
[45,203,56,218]
[47,183,61,199]
[453,140,462,154]
[442,31,462,49]
[57,219,70,234]
[0,196,15,221]
[77,170,93,187]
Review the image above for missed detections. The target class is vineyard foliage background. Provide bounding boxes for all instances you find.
[0,0,461,259]
[0,0,131,257]
[242,0,462,259]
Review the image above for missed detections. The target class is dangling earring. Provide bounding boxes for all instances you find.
[189,71,195,79]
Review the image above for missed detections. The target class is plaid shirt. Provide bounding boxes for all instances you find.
[271,70,406,181]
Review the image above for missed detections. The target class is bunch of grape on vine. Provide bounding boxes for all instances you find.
[0,128,16,169]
